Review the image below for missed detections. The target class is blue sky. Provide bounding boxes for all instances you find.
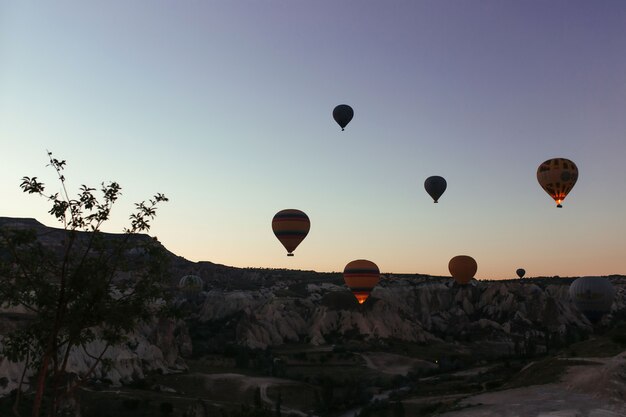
[1,1,626,278]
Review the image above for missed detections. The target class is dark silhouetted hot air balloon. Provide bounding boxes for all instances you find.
[272,209,310,256]
[424,176,447,203]
[516,268,526,279]
[569,277,615,322]
[537,158,578,208]
[333,104,354,131]
[179,274,203,299]
[343,259,380,304]
[448,255,477,285]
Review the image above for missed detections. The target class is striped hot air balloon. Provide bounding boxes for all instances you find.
[272,209,310,256]
[448,255,477,285]
[537,158,578,208]
[343,259,380,304]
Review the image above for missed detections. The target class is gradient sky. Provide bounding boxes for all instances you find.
[1,1,626,279]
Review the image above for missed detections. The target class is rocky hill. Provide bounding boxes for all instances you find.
[189,274,625,352]
[1,217,625,402]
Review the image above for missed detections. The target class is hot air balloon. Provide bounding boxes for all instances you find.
[343,259,380,304]
[333,104,354,131]
[424,176,447,203]
[569,277,615,322]
[516,268,526,279]
[537,158,578,208]
[179,274,203,299]
[448,255,477,285]
[272,209,310,256]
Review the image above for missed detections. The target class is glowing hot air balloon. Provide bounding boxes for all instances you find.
[516,268,526,279]
[333,104,354,131]
[569,276,615,322]
[424,176,447,203]
[272,209,310,256]
[343,259,380,304]
[537,158,578,208]
[448,255,477,285]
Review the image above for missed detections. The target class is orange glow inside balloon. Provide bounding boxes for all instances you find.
[355,294,368,304]
[536,158,578,208]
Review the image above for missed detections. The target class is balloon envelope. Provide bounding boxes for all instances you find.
[569,276,615,322]
[537,158,578,207]
[333,104,354,131]
[343,259,380,304]
[448,255,477,285]
[179,275,203,297]
[516,268,526,279]
[272,209,310,256]
[424,176,447,203]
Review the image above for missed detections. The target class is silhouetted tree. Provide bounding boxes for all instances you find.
[0,152,169,417]
[525,335,537,357]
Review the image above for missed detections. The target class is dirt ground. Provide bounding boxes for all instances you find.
[438,352,626,417]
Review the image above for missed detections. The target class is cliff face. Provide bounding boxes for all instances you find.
[194,276,626,351]
[0,315,191,395]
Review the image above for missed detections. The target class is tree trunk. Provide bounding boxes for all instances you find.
[32,353,51,417]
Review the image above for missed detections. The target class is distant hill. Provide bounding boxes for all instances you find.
[2,216,624,350]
